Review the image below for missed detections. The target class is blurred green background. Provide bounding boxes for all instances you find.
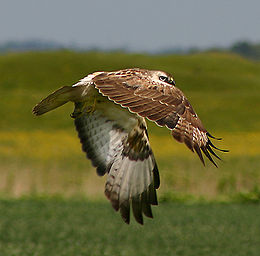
[0,50,259,201]
[0,51,260,255]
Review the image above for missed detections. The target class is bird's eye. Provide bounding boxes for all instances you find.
[168,77,176,86]
[159,75,176,86]
[159,76,168,82]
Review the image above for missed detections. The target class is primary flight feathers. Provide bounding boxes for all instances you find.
[33,68,227,224]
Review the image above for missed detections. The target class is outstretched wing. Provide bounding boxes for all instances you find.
[93,72,226,167]
[74,105,159,224]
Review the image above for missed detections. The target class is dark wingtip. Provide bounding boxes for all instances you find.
[201,146,218,168]
[110,198,119,212]
[199,134,229,167]
[192,133,228,167]
[207,138,229,153]
[206,144,222,160]
[122,215,130,225]
[141,192,154,219]
[207,132,222,140]
[137,219,144,225]
[120,201,130,224]
[146,213,153,219]
[153,163,160,189]
[132,199,144,225]
[194,144,205,166]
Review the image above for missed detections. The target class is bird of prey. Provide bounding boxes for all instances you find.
[33,68,226,224]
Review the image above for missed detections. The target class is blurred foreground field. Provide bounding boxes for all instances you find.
[0,50,260,201]
[0,198,259,256]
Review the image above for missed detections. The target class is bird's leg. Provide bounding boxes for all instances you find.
[70,97,97,118]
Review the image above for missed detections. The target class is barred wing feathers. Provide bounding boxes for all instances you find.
[93,73,226,167]
[74,110,159,224]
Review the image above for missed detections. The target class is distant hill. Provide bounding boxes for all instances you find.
[0,40,67,52]
[1,39,260,60]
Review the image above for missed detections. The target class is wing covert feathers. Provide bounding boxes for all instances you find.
[74,110,159,224]
[93,71,226,167]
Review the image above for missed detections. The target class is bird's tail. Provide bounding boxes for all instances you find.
[32,85,82,116]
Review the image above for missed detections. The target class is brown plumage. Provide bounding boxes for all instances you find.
[93,69,227,167]
[33,68,227,224]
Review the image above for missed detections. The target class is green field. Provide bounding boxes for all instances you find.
[0,51,260,255]
[0,198,259,256]
[0,50,260,200]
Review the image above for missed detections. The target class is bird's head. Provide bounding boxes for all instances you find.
[149,70,176,86]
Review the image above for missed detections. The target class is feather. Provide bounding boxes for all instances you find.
[141,191,153,218]
[132,196,143,225]
[120,201,130,224]
[33,86,83,115]
[33,68,227,225]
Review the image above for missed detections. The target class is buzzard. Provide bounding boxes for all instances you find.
[33,68,226,224]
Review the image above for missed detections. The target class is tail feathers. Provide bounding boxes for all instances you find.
[33,86,76,115]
